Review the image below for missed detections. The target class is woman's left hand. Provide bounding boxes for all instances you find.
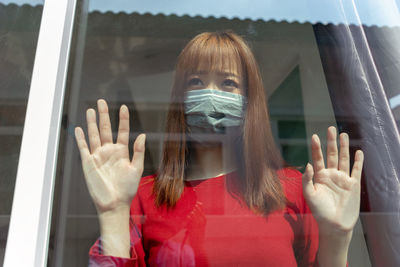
[302,126,364,235]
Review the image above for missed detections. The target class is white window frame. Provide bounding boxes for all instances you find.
[3,0,77,266]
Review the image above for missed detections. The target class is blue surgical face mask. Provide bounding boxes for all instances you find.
[184,89,247,143]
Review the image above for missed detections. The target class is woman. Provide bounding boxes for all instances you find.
[75,31,364,266]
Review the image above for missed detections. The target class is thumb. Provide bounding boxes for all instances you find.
[131,133,146,173]
[302,163,315,200]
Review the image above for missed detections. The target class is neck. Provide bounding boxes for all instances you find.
[186,142,237,180]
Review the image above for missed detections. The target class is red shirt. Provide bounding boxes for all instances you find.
[89,168,320,266]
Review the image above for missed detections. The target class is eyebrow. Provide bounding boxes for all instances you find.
[189,71,240,77]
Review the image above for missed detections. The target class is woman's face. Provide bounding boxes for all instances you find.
[184,67,245,96]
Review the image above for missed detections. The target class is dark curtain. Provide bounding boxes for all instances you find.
[313,23,400,266]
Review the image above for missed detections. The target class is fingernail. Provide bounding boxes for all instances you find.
[87,108,94,117]
[98,99,108,111]
[140,134,146,146]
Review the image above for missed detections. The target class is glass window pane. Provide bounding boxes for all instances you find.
[49,1,400,266]
[0,1,43,265]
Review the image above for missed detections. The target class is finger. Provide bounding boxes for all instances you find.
[302,163,316,200]
[351,150,364,180]
[97,99,113,144]
[311,134,325,172]
[74,127,91,159]
[338,132,350,175]
[86,108,101,153]
[117,105,130,146]
[131,134,146,173]
[326,126,338,169]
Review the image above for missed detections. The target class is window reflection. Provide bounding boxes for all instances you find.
[47,3,400,267]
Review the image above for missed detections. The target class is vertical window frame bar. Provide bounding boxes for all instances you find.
[3,0,77,266]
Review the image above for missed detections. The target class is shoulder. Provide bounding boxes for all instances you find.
[277,167,307,211]
[137,173,157,198]
[139,173,157,187]
[130,174,157,215]
[277,167,303,179]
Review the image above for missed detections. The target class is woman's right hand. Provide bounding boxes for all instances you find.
[74,99,146,215]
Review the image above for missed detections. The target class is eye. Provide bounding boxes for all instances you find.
[187,78,204,87]
[222,79,239,88]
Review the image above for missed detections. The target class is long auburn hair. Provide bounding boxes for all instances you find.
[154,30,287,215]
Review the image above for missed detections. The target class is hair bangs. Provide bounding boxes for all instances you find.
[178,33,244,77]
